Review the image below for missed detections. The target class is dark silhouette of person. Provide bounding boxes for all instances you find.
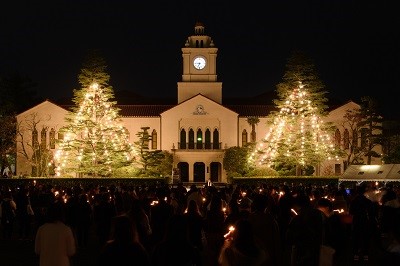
[149,188,174,248]
[93,192,116,246]
[183,199,206,251]
[276,184,294,249]
[151,214,201,266]
[126,199,152,252]
[1,191,17,239]
[76,193,92,248]
[248,193,282,266]
[15,187,33,240]
[349,184,377,261]
[204,192,225,266]
[286,192,324,266]
[98,214,150,266]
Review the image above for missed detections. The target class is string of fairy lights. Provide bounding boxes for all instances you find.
[250,81,339,168]
[54,83,134,177]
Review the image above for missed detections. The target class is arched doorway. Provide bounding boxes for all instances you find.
[178,162,189,182]
[193,162,205,182]
[210,162,221,182]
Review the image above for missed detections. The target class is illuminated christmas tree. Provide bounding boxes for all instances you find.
[250,51,340,174]
[54,51,133,177]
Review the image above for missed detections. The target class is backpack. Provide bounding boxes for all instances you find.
[1,199,15,224]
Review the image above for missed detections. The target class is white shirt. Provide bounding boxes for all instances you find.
[35,221,76,266]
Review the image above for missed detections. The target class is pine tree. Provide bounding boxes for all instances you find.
[54,50,133,177]
[133,127,166,176]
[250,50,340,174]
[357,96,383,164]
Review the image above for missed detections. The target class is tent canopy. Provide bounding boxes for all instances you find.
[340,164,400,182]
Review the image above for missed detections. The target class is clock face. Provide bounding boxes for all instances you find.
[193,57,206,70]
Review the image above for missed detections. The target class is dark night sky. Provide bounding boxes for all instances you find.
[1,1,399,119]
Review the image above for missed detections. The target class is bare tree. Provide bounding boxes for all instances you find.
[16,113,55,177]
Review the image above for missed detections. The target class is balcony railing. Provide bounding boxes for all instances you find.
[177,142,222,150]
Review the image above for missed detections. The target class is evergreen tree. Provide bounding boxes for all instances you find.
[250,50,340,174]
[246,117,260,142]
[223,145,254,177]
[357,96,383,164]
[340,108,366,165]
[133,127,166,176]
[55,50,133,177]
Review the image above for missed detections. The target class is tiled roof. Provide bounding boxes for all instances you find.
[60,104,277,117]
[117,105,174,117]
[225,105,277,117]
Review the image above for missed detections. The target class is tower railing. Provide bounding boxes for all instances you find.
[177,142,222,150]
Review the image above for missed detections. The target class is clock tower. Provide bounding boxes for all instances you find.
[177,22,223,104]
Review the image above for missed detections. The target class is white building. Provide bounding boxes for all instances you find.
[15,23,382,182]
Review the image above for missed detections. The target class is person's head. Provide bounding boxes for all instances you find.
[79,193,88,203]
[356,184,367,195]
[296,192,310,205]
[316,198,333,217]
[47,202,65,223]
[163,214,188,242]
[209,194,223,212]
[238,197,252,212]
[187,200,201,215]
[251,194,268,212]
[3,190,12,199]
[231,219,259,256]
[228,199,240,215]
[110,215,138,243]
[232,219,253,242]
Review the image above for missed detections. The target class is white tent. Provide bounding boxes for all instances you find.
[340,164,400,184]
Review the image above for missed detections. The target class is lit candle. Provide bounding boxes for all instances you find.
[224,225,235,238]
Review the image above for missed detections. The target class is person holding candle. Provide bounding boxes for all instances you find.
[218,218,268,266]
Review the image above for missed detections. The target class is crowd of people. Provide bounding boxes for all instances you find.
[1,180,400,266]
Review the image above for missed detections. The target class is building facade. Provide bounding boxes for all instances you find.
[15,23,383,182]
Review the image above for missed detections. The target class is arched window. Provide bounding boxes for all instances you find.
[41,128,47,148]
[334,129,341,148]
[188,129,195,149]
[32,129,38,147]
[49,128,55,149]
[343,129,350,150]
[242,129,248,146]
[213,129,219,149]
[196,129,203,149]
[151,129,157,149]
[180,129,186,149]
[58,131,64,141]
[205,129,211,149]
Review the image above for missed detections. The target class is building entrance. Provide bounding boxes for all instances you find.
[193,162,205,182]
[210,162,220,182]
[178,162,189,182]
